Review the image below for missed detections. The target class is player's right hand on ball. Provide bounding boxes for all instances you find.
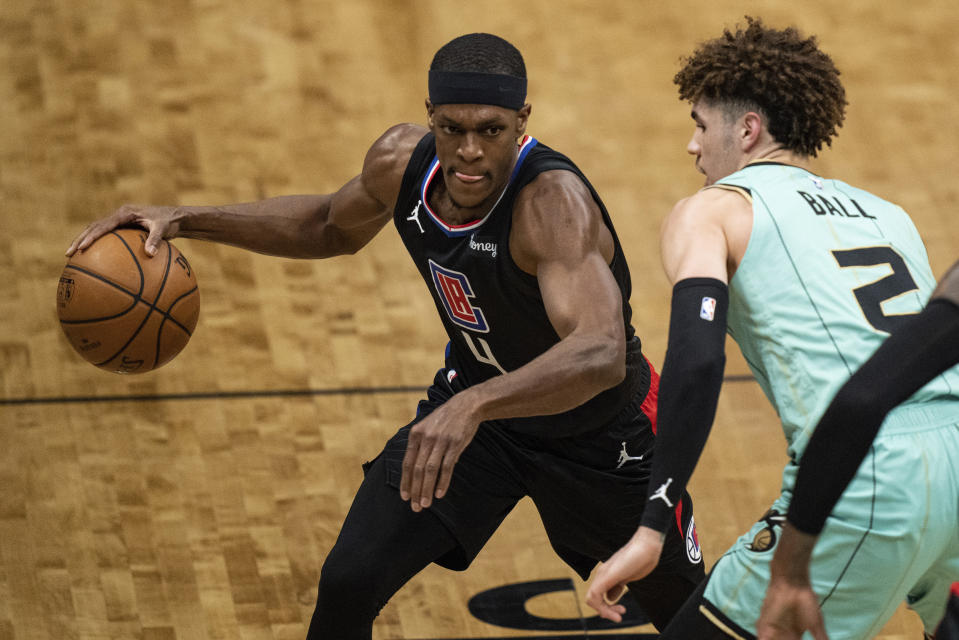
[67,204,181,258]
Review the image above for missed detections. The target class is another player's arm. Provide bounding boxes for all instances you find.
[933,258,959,306]
[400,170,628,511]
[66,124,425,259]
[586,187,745,622]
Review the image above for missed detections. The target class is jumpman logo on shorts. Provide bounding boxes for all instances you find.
[407,200,425,234]
[616,441,644,469]
[650,478,674,507]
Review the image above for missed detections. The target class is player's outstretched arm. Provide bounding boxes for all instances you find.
[933,258,959,307]
[634,189,736,530]
[399,170,630,511]
[66,124,425,259]
[587,189,746,617]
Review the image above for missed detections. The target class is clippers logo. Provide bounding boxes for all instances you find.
[700,296,716,321]
[686,516,702,564]
[429,260,489,333]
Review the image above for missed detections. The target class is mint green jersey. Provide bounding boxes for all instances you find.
[702,162,959,639]
[719,161,958,460]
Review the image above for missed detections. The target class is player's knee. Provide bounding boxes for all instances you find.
[318,554,372,604]
[307,548,386,638]
[309,563,377,637]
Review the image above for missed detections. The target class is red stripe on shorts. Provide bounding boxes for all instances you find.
[640,356,659,435]
[642,358,685,536]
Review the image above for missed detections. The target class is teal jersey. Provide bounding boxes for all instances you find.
[719,161,958,460]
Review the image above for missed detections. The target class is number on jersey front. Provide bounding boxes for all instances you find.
[462,331,506,375]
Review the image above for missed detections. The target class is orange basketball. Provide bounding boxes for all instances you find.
[57,228,200,374]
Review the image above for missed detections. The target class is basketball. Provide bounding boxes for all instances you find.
[57,228,200,374]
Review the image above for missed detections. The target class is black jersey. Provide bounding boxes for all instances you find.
[393,132,648,437]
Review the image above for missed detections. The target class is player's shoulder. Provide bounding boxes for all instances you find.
[668,185,751,226]
[513,145,595,222]
[693,183,753,207]
[512,168,600,245]
[361,124,429,205]
[510,167,607,272]
[661,185,754,265]
[364,123,429,172]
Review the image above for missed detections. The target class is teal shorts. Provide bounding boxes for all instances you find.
[702,402,959,639]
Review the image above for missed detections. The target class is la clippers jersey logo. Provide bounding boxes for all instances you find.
[429,259,489,333]
[686,517,702,564]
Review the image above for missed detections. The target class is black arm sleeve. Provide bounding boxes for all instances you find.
[787,298,959,534]
[640,277,728,533]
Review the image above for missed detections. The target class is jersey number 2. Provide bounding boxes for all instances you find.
[832,246,919,334]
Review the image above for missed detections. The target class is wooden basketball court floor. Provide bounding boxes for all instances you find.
[2,0,957,637]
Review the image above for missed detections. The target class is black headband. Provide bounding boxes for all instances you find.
[428,70,527,110]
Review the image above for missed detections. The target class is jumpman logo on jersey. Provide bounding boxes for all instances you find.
[650,478,674,507]
[407,200,425,234]
[616,441,644,469]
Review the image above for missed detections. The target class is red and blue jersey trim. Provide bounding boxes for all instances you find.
[420,135,538,237]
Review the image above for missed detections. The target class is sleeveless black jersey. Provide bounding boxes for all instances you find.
[393,132,648,437]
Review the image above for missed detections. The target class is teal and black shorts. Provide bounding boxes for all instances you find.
[703,402,959,639]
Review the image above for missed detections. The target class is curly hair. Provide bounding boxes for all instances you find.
[674,16,847,157]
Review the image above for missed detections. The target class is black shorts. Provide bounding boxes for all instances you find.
[365,365,705,585]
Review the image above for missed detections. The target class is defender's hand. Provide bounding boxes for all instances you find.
[399,397,480,512]
[67,204,181,258]
[586,526,664,622]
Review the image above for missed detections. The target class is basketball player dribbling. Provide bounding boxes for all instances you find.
[68,33,705,639]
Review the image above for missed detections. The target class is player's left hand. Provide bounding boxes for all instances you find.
[399,396,480,512]
[756,577,828,640]
[585,526,665,622]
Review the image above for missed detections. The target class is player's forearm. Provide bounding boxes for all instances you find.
[769,522,815,584]
[173,194,339,258]
[458,331,626,425]
[640,278,728,533]
[640,344,724,531]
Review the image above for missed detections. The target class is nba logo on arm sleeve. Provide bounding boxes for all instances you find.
[429,259,489,333]
[700,297,717,321]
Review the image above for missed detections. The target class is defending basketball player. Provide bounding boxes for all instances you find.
[68,34,705,638]
[585,17,959,639]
